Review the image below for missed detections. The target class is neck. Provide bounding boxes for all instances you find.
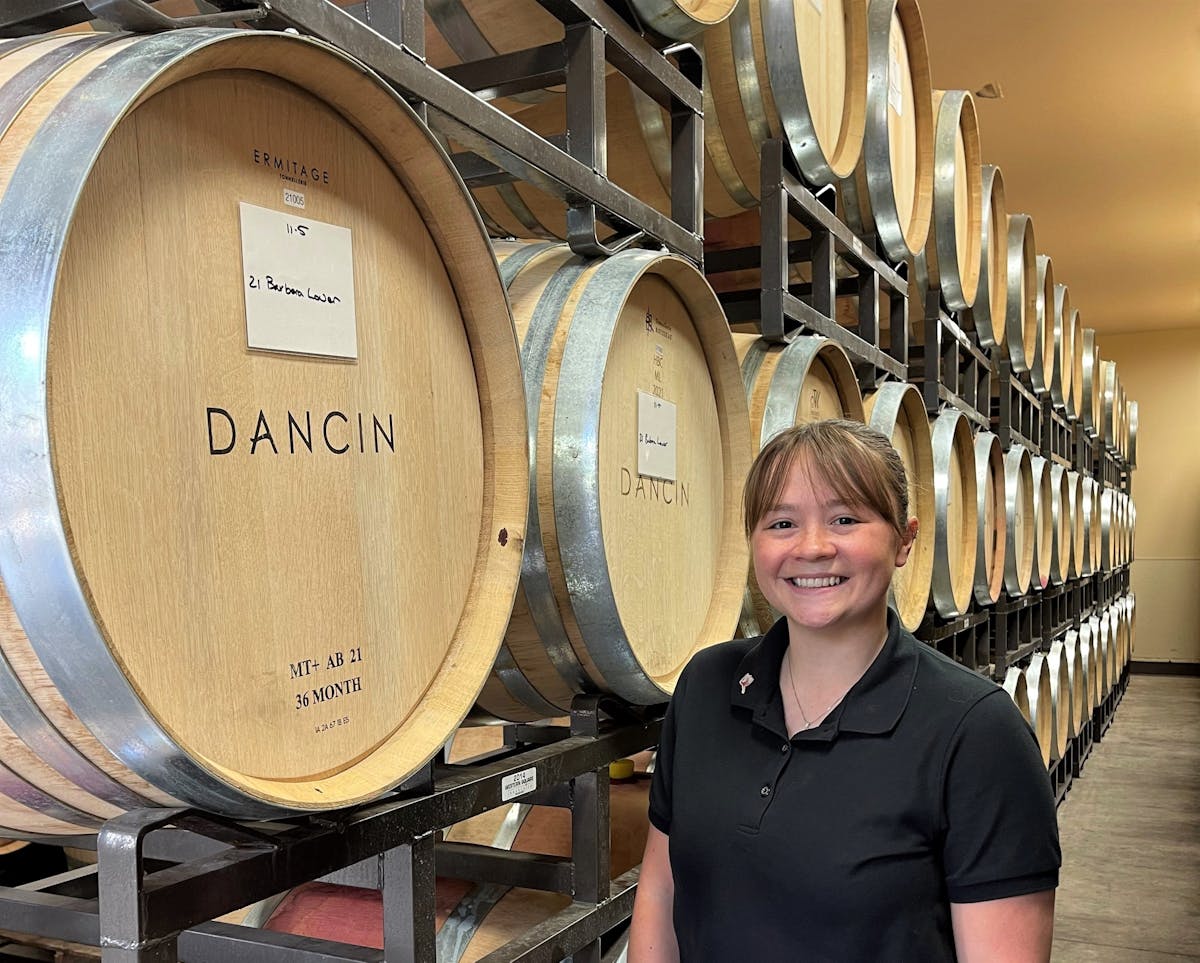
[783,610,890,686]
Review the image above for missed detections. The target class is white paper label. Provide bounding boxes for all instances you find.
[808,0,823,13]
[637,391,677,483]
[888,56,903,115]
[283,189,306,209]
[501,767,537,802]
[239,202,357,359]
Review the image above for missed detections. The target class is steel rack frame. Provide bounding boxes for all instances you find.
[992,359,1043,454]
[911,291,992,430]
[0,701,662,963]
[27,0,706,264]
[991,593,1042,681]
[1038,583,1073,644]
[1043,407,1074,469]
[916,608,993,677]
[706,140,908,387]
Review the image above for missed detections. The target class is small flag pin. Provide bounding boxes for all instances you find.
[739,673,755,694]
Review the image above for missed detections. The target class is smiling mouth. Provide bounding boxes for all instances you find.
[787,576,847,588]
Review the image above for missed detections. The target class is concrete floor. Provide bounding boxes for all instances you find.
[1053,675,1200,961]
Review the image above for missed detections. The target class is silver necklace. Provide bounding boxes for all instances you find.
[782,651,850,731]
[782,634,888,732]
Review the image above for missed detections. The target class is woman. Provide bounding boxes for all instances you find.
[630,420,1059,962]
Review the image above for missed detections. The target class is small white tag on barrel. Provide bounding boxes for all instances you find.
[637,390,677,482]
[239,202,358,359]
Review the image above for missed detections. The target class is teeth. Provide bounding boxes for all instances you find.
[789,576,845,588]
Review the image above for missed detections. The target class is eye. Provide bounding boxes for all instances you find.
[765,518,794,530]
[832,516,858,526]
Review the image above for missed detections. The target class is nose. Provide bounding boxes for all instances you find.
[790,523,834,559]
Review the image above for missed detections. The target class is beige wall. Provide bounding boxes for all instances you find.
[1101,327,1200,663]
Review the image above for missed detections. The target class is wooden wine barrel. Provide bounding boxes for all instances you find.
[1081,328,1102,432]
[1001,666,1031,727]
[1024,654,1055,768]
[1100,360,1120,451]
[864,383,936,629]
[425,0,736,63]
[265,775,650,961]
[733,334,865,632]
[1028,456,1055,590]
[1126,592,1137,664]
[1100,487,1118,572]
[1046,641,1075,752]
[1031,254,1056,395]
[1114,601,1130,676]
[733,334,865,448]
[1002,445,1034,596]
[962,165,1007,349]
[1083,477,1102,577]
[1047,463,1071,586]
[1113,381,1123,456]
[1065,471,1085,579]
[1004,214,1038,374]
[1105,607,1120,693]
[928,409,978,619]
[1123,494,1132,561]
[0,30,528,829]
[628,0,740,40]
[972,431,1005,606]
[839,0,934,263]
[1128,400,1139,466]
[475,243,751,722]
[1068,308,1084,419]
[1095,611,1112,698]
[1051,283,1074,412]
[704,0,868,192]
[1062,629,1090,729]
[921,89,982,311]
[478,0,870,235]
[1078,618,1100,715]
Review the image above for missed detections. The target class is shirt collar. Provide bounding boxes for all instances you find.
[729,610,918,738]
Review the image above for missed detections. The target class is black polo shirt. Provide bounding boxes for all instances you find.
[648,613,1060,962]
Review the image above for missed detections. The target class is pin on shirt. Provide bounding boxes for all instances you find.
[739,673,755,695]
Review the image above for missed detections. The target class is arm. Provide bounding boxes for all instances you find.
[951,890,1055,963]
[629,825,679,963]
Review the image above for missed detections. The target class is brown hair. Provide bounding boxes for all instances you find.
[742,419,910,539]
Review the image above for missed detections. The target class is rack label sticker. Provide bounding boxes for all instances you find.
[501,767,538,802]
[808,0,823,13]
[239,201,357,359]
[283,189,306,209]
[637,391,677,483]
[888,55,904,115]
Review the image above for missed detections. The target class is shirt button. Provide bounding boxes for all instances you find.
[781,743,790,754]
[760,785,771,797]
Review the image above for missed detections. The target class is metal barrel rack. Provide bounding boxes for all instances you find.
[0,700,662,962]
[705,139,909,386]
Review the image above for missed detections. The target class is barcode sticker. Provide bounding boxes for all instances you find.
[501,767,537,801]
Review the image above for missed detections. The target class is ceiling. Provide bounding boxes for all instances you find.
[916,0,1200,335]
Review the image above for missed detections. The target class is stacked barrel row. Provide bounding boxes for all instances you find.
[1002,596,1135,768]
[0,0,1141,837]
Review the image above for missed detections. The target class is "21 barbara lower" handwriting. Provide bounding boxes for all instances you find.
[247,274,342,305]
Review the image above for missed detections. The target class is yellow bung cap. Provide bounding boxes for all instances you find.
[609,758,636,780]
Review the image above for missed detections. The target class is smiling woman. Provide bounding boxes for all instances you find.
[630,419,1061,963]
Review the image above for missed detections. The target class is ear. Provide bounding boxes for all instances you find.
[894,517,919,567]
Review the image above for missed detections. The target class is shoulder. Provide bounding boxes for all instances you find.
[902,634,1029,742]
